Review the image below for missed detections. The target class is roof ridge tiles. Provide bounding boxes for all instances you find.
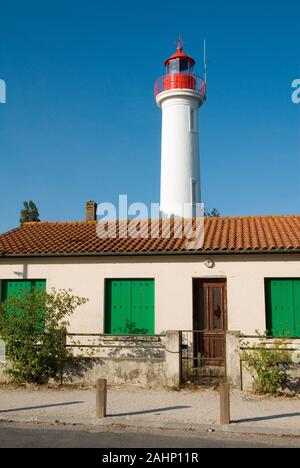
[19,214,300,228]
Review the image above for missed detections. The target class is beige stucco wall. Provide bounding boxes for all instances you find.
[0,254,299,335]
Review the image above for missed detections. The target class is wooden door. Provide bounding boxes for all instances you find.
[193,279,227,366]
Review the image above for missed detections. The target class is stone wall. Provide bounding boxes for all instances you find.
[63,331,181,389]
[226,332,300,393]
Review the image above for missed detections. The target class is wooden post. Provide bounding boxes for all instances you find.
[220,382,230,425]
[96,379,107,419]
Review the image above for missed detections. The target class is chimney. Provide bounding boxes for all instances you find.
[86,200,97,222]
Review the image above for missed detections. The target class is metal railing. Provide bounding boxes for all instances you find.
[180,330,225,384]
[154,74,206,98]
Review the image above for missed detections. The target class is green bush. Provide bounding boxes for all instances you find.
[0,288,88,383]
[240,334,290,395]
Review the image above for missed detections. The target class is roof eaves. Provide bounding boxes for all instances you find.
[1,248,300,259]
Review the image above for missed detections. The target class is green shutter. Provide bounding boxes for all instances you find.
[1,280,46,327]
[293,280,300,336]
[105,279,155,335]
[131,280,155,335]
[105,280,131,334]
[32,280,46,292]
[2,280,46,301]
[266,279,300,337]
[2,280,32,302]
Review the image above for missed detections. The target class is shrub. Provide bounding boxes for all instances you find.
[0,288,88,383]
[240,334,290,395]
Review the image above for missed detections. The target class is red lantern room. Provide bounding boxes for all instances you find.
[154,39,206,99]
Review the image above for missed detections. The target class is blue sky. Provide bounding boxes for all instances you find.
[0,0,299,232]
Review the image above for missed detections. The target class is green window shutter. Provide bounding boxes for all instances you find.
[293,280,300,337]
[105,279,155,335]
[32,280,46,292]
[131,280,155,335]
[2,281,32,318]
[1,280,46,327]
[105,280,131,334]
[33,280,46,332]
[2,280,46,301]
[266,279,300,338]
[3,280,31,301]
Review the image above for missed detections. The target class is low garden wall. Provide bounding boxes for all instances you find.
[226,332,300,393]
[63,331,181,389]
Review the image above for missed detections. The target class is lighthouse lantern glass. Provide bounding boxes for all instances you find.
[167,59,179,75]
[166,58,194,75]
[180,59,193,73]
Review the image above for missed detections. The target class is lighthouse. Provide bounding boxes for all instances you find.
[155,40,206,218]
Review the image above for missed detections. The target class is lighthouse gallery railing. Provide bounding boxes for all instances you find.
[154,74,206,98]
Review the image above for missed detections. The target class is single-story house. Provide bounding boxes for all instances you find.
[0,204,300,387]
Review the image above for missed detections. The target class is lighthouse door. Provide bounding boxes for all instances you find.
[192,279,227,366]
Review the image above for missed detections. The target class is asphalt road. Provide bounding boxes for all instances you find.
[0,423,300,448]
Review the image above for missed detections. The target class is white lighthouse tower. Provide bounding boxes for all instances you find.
[155,39,206,218]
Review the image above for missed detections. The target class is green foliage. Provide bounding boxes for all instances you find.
[240,333,290,395]
[204,208,220,218]
[20,200,40,225]
[0,288,88,383]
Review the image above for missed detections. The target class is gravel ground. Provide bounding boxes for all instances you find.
[0,385,300,430]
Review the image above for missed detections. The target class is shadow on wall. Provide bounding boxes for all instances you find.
[63,357,101,383]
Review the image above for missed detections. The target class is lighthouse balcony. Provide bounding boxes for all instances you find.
[154,74,206,99]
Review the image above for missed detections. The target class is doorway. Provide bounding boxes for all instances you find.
[193,279,227,366]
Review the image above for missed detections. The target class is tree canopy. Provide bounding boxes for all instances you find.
[205,208,220,218]
[20,200,40,225]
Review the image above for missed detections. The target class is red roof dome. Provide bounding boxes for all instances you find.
[164,41,195,67]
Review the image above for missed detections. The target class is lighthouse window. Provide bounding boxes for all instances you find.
[180,59,190,73]
[167,59,179,75]
[191,180,197,205]
[189,108,196,132]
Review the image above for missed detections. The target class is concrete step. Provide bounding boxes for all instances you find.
[182,366,226,389]
[192,366,225,378]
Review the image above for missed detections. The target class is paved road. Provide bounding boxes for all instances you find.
[1,423,300,448]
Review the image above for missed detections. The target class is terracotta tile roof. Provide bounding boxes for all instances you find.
[0,216,300,257]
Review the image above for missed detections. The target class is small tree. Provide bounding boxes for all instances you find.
[0,288,88,383]
[20,200,40,225]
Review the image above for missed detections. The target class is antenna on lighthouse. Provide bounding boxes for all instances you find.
[177,33,183,52]
[203,39,207,85]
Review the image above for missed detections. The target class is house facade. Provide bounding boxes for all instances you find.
[0,213,300,379]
